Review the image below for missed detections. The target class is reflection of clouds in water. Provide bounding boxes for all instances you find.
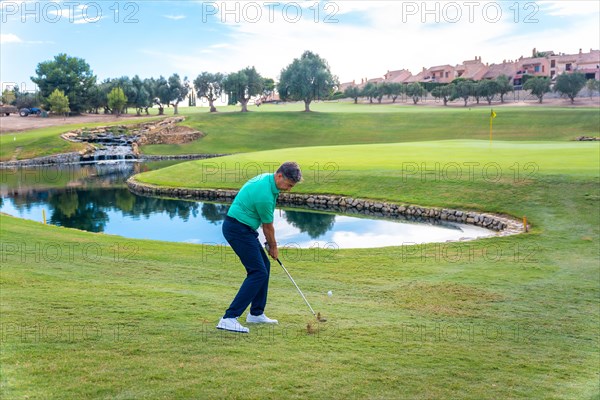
[274,218,302,239]
[257,217,302,245]
[133,207,495,249]
[330,218,493,249]
[331,231,405,248]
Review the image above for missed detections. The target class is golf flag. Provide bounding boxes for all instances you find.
[491,110,497,119]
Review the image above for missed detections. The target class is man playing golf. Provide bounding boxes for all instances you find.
[217,162,302,333]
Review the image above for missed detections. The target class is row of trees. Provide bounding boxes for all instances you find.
[0,54,190,116]
[343,73,596,106]
[192,51,337,112]
[6,52,594,114]
[4,50,338,115]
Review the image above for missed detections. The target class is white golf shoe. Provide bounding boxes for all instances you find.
[246,313,278,324]
[216,317,249,333]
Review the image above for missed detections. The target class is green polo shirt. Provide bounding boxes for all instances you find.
[227,173,280,230]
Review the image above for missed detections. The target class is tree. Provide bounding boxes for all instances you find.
[152,76,168,115]
[167,74,189,114]
[406,82,426,104]
[478,80,500,105]
[361,82,378,103]
[31,53,96,113]
[47,88,70,117]
[107,87,128,116]
[152,74,189,115]
[224,67,264,112]
[374,83,386,103]
[495,75,513,103]
[131,75,152,115]
[88,82,106,114]
[188,89,196,107]
[387,82,403,103]
[554,72,587,103]
[523,77,551,103]
[277,51,338,112]
[1,88,16,105]
[143,77,159,115]
[344,85,360,104]
[431,84,454,106]
[14,89,41,109]
[111,76,135,113]
[193,72,225,112]
[261,77,275,102]
[586,79,600,99]
[451,80,475,106]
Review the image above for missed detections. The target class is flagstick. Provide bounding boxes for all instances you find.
[489,114,493,148]
[489,109,495,148]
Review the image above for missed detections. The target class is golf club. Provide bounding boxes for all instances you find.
[264,242,327,322]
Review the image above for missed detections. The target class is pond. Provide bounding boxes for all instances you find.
[0,163,496,248]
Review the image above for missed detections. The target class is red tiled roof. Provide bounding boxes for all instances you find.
[428,64,453,71]
[405,70,426,83]
[483,62,518,80]
[384,69,412,83]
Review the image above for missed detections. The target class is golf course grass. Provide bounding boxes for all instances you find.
[140,103,600,154]
[1,104,599,399]
[0,117,160,162]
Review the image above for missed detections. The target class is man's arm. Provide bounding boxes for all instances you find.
[262,222,278,259]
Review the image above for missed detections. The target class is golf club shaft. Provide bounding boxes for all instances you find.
[275,258,317,317]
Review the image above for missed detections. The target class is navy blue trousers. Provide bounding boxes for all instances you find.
[222,216,271,319]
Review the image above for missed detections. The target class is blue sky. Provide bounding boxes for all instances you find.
[1,0,599,91]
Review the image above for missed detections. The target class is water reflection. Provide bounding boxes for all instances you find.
[201,203,229,225]
[0,163,496,248]
[38,188,200,232]
[284,210,336,239]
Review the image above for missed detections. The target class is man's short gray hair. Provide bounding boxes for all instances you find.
[277,161,302,183]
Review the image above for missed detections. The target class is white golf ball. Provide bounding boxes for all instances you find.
[327,290,333,297]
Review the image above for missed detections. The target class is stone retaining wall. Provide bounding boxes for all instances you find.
[0,152,228,168]
[0,152,82,168]
[127,177,524,236]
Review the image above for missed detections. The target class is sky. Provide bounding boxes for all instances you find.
[1,0,599,92]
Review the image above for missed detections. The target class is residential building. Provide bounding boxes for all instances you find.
[546,48,599,80]
[405,68,428,84]
[426,65,454,83]
[514,56,550,86]
[347,47,598,92]
[454,57,488,81]
[384,69,412,84]
[482,60,518,83]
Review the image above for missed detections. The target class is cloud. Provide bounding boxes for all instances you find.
[0,33,22,44]
[164,14,186,20]
[136,1,600,84]
[210,43,230,49]
[0,33,53,45]
[176,1,518,82]
[538,1,600,16]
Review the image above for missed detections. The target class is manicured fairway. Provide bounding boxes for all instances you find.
[140,103,600,154]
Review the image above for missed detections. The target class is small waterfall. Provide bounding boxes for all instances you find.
[79,132,139,163]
